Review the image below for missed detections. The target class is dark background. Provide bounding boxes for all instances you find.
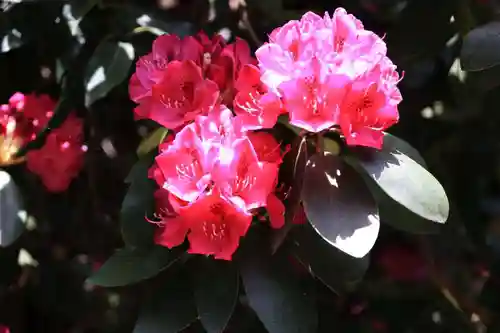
[1,0,500,332]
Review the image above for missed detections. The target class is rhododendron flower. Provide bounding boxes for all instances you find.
[130,32,255,124]
[129,34,202,103]
[155,191,251,260]
[279,66,349,133]
[247,131,285,228]
[196,104,244,149]
[153,123,212,202]
[215,137,278,212]
[146,60,219,129]
[196,32,255,104]
[255,8,402,147]
[339,62,401,149]
[234,64,283,131]
[26,113,86,192]
[0,93,86,192]
[247,131,283,164]
[150,110,284,258]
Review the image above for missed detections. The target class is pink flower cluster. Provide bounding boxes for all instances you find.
[257,8,402,148]
[129,9,402,259]
[148,106,285,260]
[0,93,86,192]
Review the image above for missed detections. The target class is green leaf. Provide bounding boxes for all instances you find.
[382,133,427,168]
[113,6,194,37]
[137,128,168,157]
[291,224,369,294]
[301,152,380,258]
[384,0,455,67]
[0,171,24,247]
[84,39,135,107]
[191,257,239,333]
[460,21,500,72]
[121,153,157,248]
[271,135,311,253]
[67,0,99,20]
[134,268,197,333]
[277,115,301,136]
[87,246,180,287]
[0,28,24,53]
[345,145,449,225]
[238,229,317,333]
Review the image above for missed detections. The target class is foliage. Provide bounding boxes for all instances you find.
[0,0,499,333]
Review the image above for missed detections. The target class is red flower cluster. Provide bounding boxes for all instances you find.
[0,92,86,192]
[129,9,402,259]
[148,106,284,260]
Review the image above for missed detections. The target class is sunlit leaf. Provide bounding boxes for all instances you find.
[302,152,380,258]
[345,146,449,224]
[137,128,168,157]
[84,40,135,107]
[0,171,24,247]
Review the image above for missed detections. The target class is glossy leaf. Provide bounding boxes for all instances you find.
[382,133,427,168]
[0,28,24,53]
[460,21,500,72]
[373,181,442,234]
[84,40,135,107]
[121,153,157,248]
[136,128,168,157]
[238,229,317,333]
[291,224,369,294]
[67,0,99,19]
[302,152,380,258]
[191,257,239,333]
[0,171,24,247]
[345,145,449,224]
[87,246,179,287]
[271,135,311,253]
[114,6,194,38]
[134,268,197,333]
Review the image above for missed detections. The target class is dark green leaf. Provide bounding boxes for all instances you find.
[371,179,443,234]
[271,135,311,253]
[114,6,194,37]
[383,133,427,168]
[137,128,168,157]
[84,40,135,107]
[67,0,99,20]
[0,171,24,247]
[121,153,157,248]
[238,229,317,333]
[345,145,449,225]
[291,224,369,294]
[87,246,179,287]
[134,268,197,333]
[460,21,500,72]
[301,152,380,258]
[384,0,456,67]
[191,257,239,333]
